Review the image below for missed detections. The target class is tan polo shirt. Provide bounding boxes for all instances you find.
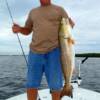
[25,4,69,54]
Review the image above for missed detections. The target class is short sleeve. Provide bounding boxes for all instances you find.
[25,11,33,31]
[60,7,75,28]
[60,7,69,19]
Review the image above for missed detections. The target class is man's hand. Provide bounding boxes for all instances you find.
[12,23,32,35]
[12,23,21,33]
[69,18,75,28]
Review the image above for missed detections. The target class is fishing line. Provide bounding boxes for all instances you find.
[5,0,28,66]
[5,1,42,99]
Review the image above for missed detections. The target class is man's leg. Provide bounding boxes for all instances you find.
[51,91,61,100]
[45,48,63,100]
[26,50,44,100]
[27,88,38,100]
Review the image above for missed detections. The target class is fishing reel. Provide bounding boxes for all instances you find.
[71,76,82,86]
[77,76,82,86]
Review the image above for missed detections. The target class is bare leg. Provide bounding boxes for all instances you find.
[27,88,38,100]
[51,91,61,100]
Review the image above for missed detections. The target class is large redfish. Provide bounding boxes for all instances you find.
[59,18,75,98]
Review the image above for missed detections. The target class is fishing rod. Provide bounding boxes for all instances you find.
[77,57,88,100]
[77,57,88,85]
[5,0,28,66]
[5,0,42,99]
[81,57,88,64]
[78,57,88,82]
[72,57,88,86]
[73,57,88,88]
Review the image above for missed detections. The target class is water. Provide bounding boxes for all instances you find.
[0,56,100,100]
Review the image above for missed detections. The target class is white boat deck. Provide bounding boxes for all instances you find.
[7,84,100,100]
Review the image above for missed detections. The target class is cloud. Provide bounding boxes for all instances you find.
[0,0,100,54]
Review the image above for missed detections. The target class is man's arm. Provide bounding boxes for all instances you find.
[61,7,75,28]
[12,23,32,35]
[12,10,33,35]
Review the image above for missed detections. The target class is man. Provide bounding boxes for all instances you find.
[12,0,75,100]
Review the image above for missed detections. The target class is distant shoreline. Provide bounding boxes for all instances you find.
[0,53,100,57]
[76,53,100,57]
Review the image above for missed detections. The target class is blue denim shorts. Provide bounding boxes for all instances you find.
[26,47,63,91]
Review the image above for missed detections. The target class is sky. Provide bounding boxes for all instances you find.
[0,0,100,55]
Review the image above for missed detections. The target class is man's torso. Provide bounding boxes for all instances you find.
[26,4,68,53]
